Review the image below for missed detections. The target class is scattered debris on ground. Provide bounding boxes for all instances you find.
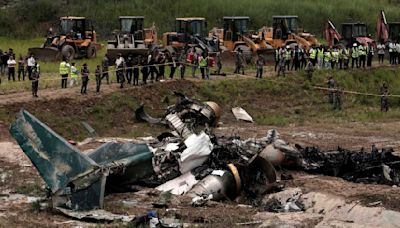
[6,93,400,226]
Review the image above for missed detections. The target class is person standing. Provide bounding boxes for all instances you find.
[317,45,324,69]
[216,52,222,75]
[80,63,89,94]
[7,55,16,81]
[331,47,338,69]
[179,50,186,79]
[343,46,350,69]
[367,43,374,67]
[69,62,79,87]
[95,65,101,94]
[285,46,292,71]
[31,63,40,98]
[133,56,140,86]
[327,76,335,104]
[125,54,134,85]
[199,54,207,79]
[169,52,177,79]
[17,55,25,81]
[234,48,244,75]
[141,56,149,85]
[27,54,36,80]
[305,59,314,81]
[277,54,286,77]
[255,54,264,78]
[291,46,300,71]
[59,58,70,88]
[274,47,281,71]
[388,41,395,64]
[377,43,385,64]
[338,47,344,69]
[358,44,366,68]
[333,82,343,110]
[323,49,331,69]
[115,53,125,88]
[380,83,389,112]
[157,52,166,81]
[149,54,158,81]
[101,54,110,84]
[1,51,9,76]
[309,46,317,66]
[351,43,359,68]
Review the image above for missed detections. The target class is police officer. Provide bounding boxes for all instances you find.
[380,83,389,112]
[125,54,134,84]
[327,76,335,104]
[59,57,70,89]
[358,44,367,68]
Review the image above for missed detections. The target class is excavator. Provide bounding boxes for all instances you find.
[324,20,374,47]
[28,16,100,61]
[253,15,319,49]
[106,16,157,62]
[162,17,219,54]
[377,10,400,43]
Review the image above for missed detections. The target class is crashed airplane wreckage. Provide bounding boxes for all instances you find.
[9,93,400,213]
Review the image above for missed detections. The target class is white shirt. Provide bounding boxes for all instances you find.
[377,44,385,54]
[115,57,125,67]
[27,57,36,67]
[7,59,16,68]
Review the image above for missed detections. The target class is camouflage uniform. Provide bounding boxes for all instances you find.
[380,84,389,112]
[327,77,335,104]
[333,85,343,110]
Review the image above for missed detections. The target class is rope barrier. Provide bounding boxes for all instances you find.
[1,62,400,99]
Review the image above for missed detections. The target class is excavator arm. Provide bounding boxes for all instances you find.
[324,20,342,47]
[377,10,389,43]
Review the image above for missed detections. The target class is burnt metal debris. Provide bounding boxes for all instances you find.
[8,93,400,217]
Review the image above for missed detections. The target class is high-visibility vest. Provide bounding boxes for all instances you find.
[59,61,69,75]
[71,66,78,78]
[358,46,366,56]
[343,49,350,59]
[199,57,207,67]
[285,50,291,60]
[310,49,317,59]
[324,52,331,62]
[338,49,343,59]
[275,49,279,60]
[317,48,324,58]
[332,51,339,62]
[352,47,359,58]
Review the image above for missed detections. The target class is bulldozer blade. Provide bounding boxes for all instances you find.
[28,47,61,62]
[256,48,275,64]
[107,48,149,62]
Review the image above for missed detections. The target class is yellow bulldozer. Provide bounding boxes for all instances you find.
[209,16,269,64]
[28,16,101,61]
[106,16,157,62]
[254,15,319,49]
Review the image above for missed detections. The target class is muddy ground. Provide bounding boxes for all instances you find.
[1,76,400,227]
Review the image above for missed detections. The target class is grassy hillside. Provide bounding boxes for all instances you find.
[0,0,399,38]
[2,67,400,140]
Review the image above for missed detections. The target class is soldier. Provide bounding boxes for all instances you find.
[101,54,110,84]
[333,82,343,110]
[327,76,335,104]
[380,83,389,112]
[277,53,286,77]
[305,59,314,81]
[95,65,101,94]
[179,49,186,79]
[216,52,222,75]
[255,54,264,78]
[80,63,89,94]
[125,54,134,85]
[31,63,40,98]
[133,56,140,86]
[234,48,244,75]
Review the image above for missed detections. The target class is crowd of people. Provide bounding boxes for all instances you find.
[0,43,394,111]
